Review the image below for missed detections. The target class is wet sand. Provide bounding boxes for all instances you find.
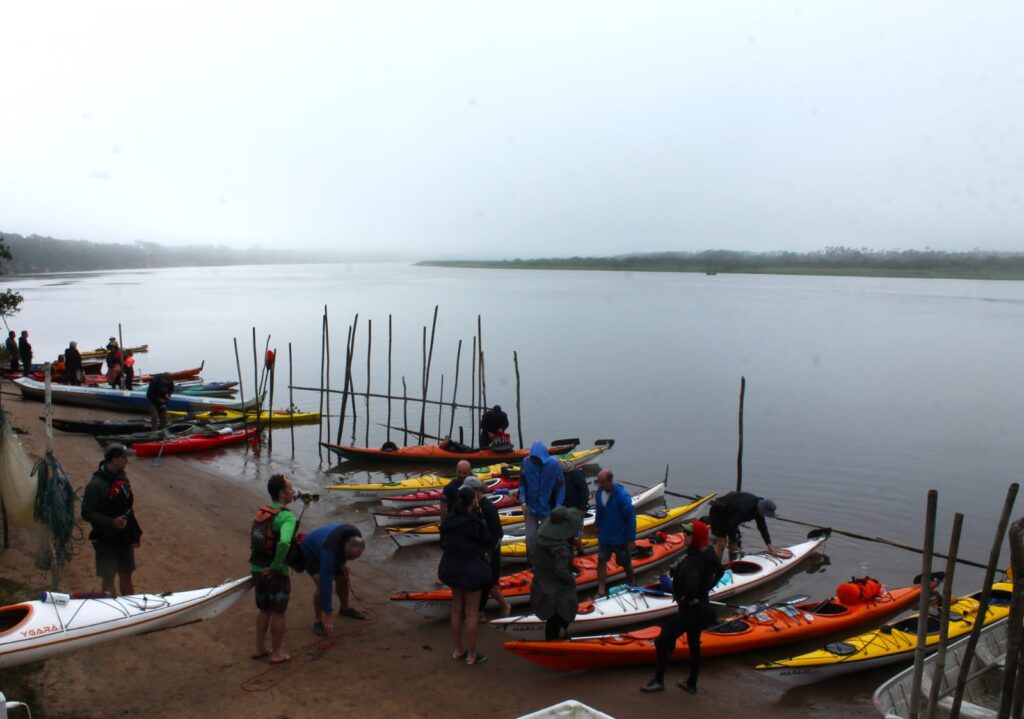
[0,388,874,718]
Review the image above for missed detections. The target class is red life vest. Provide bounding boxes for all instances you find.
[251,504,281,558]
[836,576,884,605]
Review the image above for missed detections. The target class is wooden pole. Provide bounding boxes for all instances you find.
[514,350,523,449]
[470,336,477,447]
[346,317,358,444]
[288,384,490,411]
[402,377,408,445]
[447,339,462,438]
[233,337,248,438]
[908,489,938,719]
[418,326,426,442]
[337,325,352,444]
[117,322,125,389]
[1001,516,1024,719]
[267,351,275,452]
[387,314,393,444]
[288,341,295,457]
[477,315,486,408]
[924,512,963,719]
[436,374,444,438]
[419,306,439,443]
[365,319,372,447]
[319,310,327,459]
[736,376,745,493]
[250,328,260,450]
[949,482,1020,718]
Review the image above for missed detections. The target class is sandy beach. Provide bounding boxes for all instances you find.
[0,386,875,718]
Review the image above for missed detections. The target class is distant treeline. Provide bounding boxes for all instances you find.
[421,248,1024,280]
[0,232,338,275]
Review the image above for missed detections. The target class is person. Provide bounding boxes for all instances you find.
[642,520,724,694]
[18,330,32,377]
[81,443,143,597]
[146,372,175,428]
[530,506,582,640]
[65,341,84,385]
[438,485,492,665]
[249,474,297,664]
[562,466,590,556]
[105,339,123,388]
[594,469,636,596]
[520,440,565,562]
[5,331,19,374]
[123,349,136,390]
[440,459,474,517]
[53,354,67,382]
[707,491,792,561]
[479,404,510,449]
[301,523,367,637]
[463,476,511,619]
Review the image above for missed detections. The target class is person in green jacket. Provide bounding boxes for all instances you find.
[249,474,297,664]
[81,443,143,597]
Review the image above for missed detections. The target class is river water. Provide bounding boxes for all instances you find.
[7,262,1022,610]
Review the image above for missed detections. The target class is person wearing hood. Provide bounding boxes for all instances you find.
[519,440,565,562]
[642,520,723,695]
[707,490,792,561]
[594,469,636,596]
[439,485,493,665]
[530,506,583,641]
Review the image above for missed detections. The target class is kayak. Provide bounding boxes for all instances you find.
[0,576,250,669]
[372,491,521,527]
[756,579,1014,685]
[327,445,611,498]
[166,408,322,426]
[81,365,203,385]
[95,421,245,446]
[131,427,258,456]
[498,494,714,562]
[79,343,149,359]
[321,437,608,466]
[387,482,674,549]
[378,475,523,508]
[504,579,925,671]
[490,531,829,640]
[391,532,687,619]
[13,377,261,414]
[48,417,160,435]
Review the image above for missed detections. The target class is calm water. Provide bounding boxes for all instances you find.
[8,263,1023,600]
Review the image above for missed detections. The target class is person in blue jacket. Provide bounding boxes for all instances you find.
[594,469,636,596]
[519,441,565,562]
[301,523,367,637]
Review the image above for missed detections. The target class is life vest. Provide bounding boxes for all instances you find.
[251,504,282,558]
[836,576,883,605]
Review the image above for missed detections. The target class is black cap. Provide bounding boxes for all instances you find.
[104,443,130,461]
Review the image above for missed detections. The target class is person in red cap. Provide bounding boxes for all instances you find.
[642,519,723,694]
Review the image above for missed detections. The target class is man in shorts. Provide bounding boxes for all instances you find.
[81,443,143,597]
[302,523,367,637]
[707,491,792,561]
[249,474,297,664]
[594,469,636,596]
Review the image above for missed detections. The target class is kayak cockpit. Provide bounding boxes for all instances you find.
[0,605,33,636]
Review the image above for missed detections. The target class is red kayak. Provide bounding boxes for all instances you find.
[373,491,519,526]
[131,427,257,457]
[378,475,520,508]
[504,580,924,671]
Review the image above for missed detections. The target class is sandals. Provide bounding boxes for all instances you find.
[250,650,271,661]
[466,654,488,666]
[340,607,366,621]
[269,653,292,665]
[451,650,468,660]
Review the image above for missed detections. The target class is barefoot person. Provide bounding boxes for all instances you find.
[81,443,143,597]
[463,476,512,619]
[594,469,636,596]
[249,474,297,664]
[301,524,367,637]
[439,486,492,665]
[707,491,793,561]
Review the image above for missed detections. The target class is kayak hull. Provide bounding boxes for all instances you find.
[14,377,260,414]
[321,440,580,465]
[131,427,258,456]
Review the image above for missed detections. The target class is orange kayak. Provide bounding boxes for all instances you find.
[391,532,686,619]
[504,582,922,671]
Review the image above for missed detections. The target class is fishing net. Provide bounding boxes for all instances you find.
[0,403,36,526]
[32,450,79,583]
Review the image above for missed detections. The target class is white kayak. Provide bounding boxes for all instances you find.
[489,531,830,640]
[0,576,252,669]
[387,481,669,549]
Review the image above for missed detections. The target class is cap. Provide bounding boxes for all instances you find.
[680,522,694,535]
[104,443,130,461]
[757,498,777,518]
[462,476,484,490]
[538,506,582,541]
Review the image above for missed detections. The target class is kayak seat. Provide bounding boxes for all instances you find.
[989,589,1012,605]
[725,560,761,575]
[707,619,751,634]
[809,602,847,615]
[892,615,943,634]
[824,641,859,656]
[0,605,32,635]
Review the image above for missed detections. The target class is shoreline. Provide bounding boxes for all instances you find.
[0,386,870,718]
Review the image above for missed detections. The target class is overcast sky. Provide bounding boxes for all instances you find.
[2,2,1023,258]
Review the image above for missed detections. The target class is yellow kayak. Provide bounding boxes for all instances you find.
[167,408,321,426]
[756,580,1014,685]
[500,494,715,561]
[326,446,612,497]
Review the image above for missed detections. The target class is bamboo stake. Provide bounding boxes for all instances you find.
[470,336,477,446]
[924,512,963,719]
[908,489,938,719]
[419,306,439,443]
[477,315,486,408]
[436,374,444,438]
[402,377,408,445]
[387,314,393,444]
[233,337,248,439]
[419,326,426,442]
[267,351,275,452]
[319,310,327,459]
[1003,516,1024,719]
[514,350,523,449]
[949,482,1020,718]
[250,329,259,451]
[365,319,372,447]
[736,376,745,493]
[346,317,358,445]
[447,339,462,438]
[288,341,295,457]
[337,325,352,444]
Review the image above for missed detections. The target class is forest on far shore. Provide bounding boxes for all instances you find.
[420,248,1024,280]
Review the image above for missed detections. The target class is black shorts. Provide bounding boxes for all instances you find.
[708,501,741,546]
[93,542,136,579]
[253,571,291,614]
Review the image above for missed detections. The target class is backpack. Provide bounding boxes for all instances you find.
[836,576,884,605]
[251,504,281,557]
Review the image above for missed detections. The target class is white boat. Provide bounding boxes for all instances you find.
[0,577,252,669]
[386,482,670,549]
[873,615,1010,719]
[13,377,261,414]
[517,700,615,719]
[489,532,828,640]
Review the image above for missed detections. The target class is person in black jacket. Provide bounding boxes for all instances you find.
[478,404,509,449]
[17,330,31,377]
[81,443,143,597]
[464,476,512,619]
[5,331,18,373]
[439,486,493,665]
[65,341,84,385]
[642,520,723,694]
[146,372,175,428]
[707,491,792,561]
